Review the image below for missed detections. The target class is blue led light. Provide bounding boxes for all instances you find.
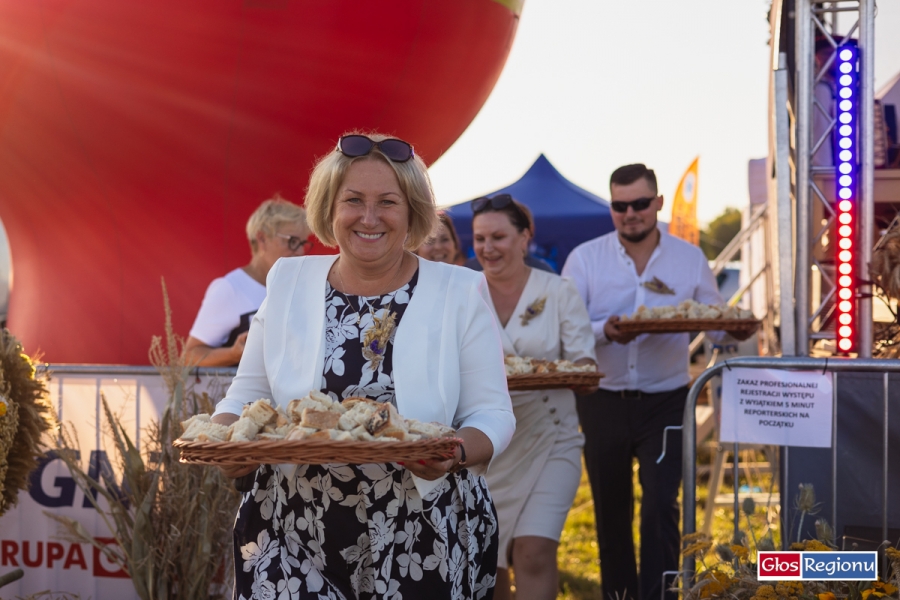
[839,125,852,136]
[839,137,852,149]
[839,74,852,86]
[840,88,853,98]
[840,100,852,111]
[840,62,852,73]
[839,175,852,186]
[839,113,852,123]
[840,150,852,161]
[839,188,852,199]
[839,162,852,174]
[840,48,853,60]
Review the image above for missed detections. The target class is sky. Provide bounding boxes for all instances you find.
[428,0,900,227]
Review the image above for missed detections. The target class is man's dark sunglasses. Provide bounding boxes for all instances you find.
[610,197,656,213]
[275,233,312,252]
[338,135,414,163]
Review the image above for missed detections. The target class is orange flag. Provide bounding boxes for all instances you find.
[670,157,700,245]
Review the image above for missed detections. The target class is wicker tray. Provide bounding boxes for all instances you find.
[507,371,603,391]
[174,437,462,467]
[615,318,761,335]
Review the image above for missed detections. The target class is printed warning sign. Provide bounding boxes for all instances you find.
[720,367,833,448]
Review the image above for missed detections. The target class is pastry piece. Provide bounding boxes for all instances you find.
[406,419,456,439]
[243,399,278,428]
[180,414,211,439]
[365,403,408,439]
[229,417,260,442]
[286,426,318,440]
[258,432,285,440]
[349,425,377,442]
[300,408,341,430]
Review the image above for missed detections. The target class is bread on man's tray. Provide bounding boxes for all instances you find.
[178,391,456,444]
[620,299,754,321]
[504,356,598,377]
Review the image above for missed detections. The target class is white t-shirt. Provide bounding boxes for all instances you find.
[189,268,266,347]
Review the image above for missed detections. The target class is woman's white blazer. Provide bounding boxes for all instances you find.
[214,254,516,492]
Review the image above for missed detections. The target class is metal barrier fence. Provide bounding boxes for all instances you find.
[681,356,900,579]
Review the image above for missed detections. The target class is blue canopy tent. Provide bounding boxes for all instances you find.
[443,154,614,272]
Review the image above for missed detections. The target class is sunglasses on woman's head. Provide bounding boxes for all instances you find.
[338,135,414,163]
[610,197,656,213]
[471,193,515,213]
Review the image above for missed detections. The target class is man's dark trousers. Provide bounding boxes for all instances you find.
[576,386,688,600]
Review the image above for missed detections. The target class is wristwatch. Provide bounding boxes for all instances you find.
[449,443,467,474]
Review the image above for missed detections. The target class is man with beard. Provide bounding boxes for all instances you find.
[562,164,732,600]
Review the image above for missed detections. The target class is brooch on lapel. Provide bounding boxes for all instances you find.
[362,304,397,370]
[519,297,547,326]
[641,276,675,295]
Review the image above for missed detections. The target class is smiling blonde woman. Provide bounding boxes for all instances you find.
[211,133,515,600]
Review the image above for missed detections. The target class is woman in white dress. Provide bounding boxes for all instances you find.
[471,195,598,600]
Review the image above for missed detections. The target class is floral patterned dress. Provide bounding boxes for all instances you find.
[233,270,500,600]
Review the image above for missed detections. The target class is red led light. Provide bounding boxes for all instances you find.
[839,238,852,250]
[839,213,852,224]
[839,288,853,300]
[840,250,852,262]
[839,326,852,338]
[840,300,852,311]
[839,263,852,275]
[839,314,852,325]
[839,200,852,211]
[839,225,852,237]
[839,338,852,351]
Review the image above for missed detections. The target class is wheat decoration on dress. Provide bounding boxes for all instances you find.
[362,305,397,370]
[519,296,547,326]
[641,276,676,295]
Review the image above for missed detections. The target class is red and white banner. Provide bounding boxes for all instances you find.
[0,368,233,598]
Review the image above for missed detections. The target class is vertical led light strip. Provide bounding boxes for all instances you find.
[834,42,859,353]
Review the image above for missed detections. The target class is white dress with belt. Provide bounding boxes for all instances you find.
[482,268,595,568]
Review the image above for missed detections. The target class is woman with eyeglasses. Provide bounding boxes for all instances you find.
[184,195,310,367]
[416,211,465,265]
[211,133,515,599]
[471,195,597,600]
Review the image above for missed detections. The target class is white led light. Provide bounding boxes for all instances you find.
[840,125,853,136]
[839,238,852,249]
[839,288,853,300]
[839,213,852,225]
[840,100,852,111]
[840,62,852,74]
[839,175,852,187]
[839,275,852,287]
[840,48,852,61]
[839,225,852,237]
[839,325,853,338]
[840,137,853,149]
[839,201,852,212]
[839,162,853,174]
[840,112,852,124]
[839,313,852,325]
[839,187,852,199]
[840,74,852,86]
[840,300,853,312]
[839,263,852,274]
[840,88,852,99]
[839,250,852,262]
[839,338,852,351]
[840,150,852,161]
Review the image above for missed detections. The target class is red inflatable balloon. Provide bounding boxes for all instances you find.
[0,0,520,363]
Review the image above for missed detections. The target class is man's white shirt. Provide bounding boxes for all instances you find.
[562,230,724,393]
